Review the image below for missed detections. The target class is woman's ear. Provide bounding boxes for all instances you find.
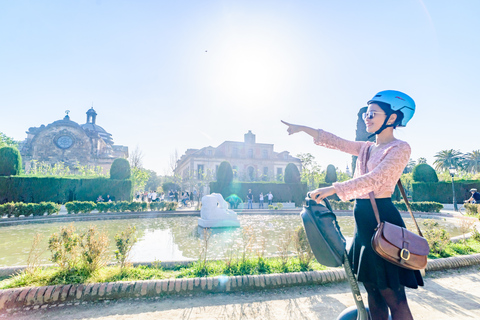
[387,113,397,125]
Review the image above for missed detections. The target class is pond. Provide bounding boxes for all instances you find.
[0,214,462,267]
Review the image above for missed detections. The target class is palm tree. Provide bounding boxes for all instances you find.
[433,149,463,171]
[464,150,480,173]
[417,157,427,164]
[403,158,416,173]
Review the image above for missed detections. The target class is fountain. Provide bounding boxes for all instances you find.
[198,193,240,228]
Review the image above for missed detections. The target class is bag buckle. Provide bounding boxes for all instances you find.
[400,248,411,261]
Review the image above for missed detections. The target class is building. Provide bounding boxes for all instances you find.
[174,131,301,185]
[19,108,128,173]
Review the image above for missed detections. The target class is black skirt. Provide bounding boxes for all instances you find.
[347,198,424,290]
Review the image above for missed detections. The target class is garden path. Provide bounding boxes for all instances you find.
[4,265,480,320]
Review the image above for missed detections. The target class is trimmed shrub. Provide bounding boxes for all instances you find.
[110,158,131,180]
[325,164,338,184]
[464,203,480,215]
[393,201,443,213]
[210,181,308,206]
[412,181,480,203]
[412,164,438,183]
[0,146,22,176]
[0,176,132,204]
[216,161,233,188]
[65,201,96,214]
[284,163,301,183]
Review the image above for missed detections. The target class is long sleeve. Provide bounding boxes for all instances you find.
[314,129,365,156]
[333,142,411,201]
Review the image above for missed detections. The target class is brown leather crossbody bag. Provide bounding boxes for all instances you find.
[365,146,429,270]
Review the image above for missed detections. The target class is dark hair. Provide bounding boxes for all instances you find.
[371,101,404,128]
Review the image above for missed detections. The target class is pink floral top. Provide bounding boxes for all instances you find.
[314,129,411,201]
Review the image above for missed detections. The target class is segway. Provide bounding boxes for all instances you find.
[300,195,391,320]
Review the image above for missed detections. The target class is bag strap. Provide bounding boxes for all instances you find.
[364,145,424,237]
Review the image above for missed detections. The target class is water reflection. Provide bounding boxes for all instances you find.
[0,215,461,267]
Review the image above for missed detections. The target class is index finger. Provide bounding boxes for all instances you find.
[281,120,290,126]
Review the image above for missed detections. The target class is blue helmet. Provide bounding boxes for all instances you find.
[367,90,415,127]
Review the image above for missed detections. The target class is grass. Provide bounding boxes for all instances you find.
[427,238,480,259]
[0,257,327,290]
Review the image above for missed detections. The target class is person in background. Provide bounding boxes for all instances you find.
[259,192,264,209]
[267,191,274,206]
[465,188,480,204]
[96,195,104,202]
[247,189,253,209]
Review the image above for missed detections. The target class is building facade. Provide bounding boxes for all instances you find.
[174,131,302,185]
[20,108,128,173]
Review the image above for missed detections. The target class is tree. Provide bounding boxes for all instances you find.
[325,164,338,184]
[110,158,131,180]
[464,150,480,173]
[284,163,301,183]
[417,157,427,164]
[131,167,150,192]
[0,132,18,149]
[128,145,144,169]
[412,163,438,183]
[433,149,463,171]
[297,153,322,190]
[145,169,163,191]
[0,146,22,176]
[216,161,233,189]
[403,158,416,174]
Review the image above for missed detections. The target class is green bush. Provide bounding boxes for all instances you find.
[65,201,97,214]
[412,163,438,183]
[210,182,308,206]
[393,201,443,213]
[216,161,233,189]
[412,180,480,203]
[110,158,131,180]
[284,163,301,183]
[328,200,354,210]
[0,146,22,176]
[464,203,480,215]
[0,176,132,204]
[325,164,337,184]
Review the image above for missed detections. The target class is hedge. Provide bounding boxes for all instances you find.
[327,200,443,213]
[210,182,308,206]
[0,176,132,204]
[0,201,60,217]
[64,200,177,214]
[464,203,480,216]
[412,181,480,203]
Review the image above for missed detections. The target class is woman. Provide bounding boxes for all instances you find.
[282,90,422,320]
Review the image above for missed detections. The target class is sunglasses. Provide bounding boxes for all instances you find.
[362,111,386,120]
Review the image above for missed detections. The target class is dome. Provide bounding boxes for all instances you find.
[81,123,114,145]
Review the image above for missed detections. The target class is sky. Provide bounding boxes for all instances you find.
[1,0,479,175]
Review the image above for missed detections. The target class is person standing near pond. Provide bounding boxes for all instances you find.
[282,90,422,320]
[259,192,264,209]
[247,189,253,209]
[267,191,273,206]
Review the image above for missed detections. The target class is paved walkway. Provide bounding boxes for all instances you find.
[4,266,480,320]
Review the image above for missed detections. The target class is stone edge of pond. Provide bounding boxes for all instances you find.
[1,254,480,313]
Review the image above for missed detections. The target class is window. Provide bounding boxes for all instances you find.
[197,164,204,180]
[208,150,213,156]
[248,149,253,158]
[233,147,238,157]
[262,150,268,159]
[248,166,255,181]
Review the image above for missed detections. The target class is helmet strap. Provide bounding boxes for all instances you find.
[367,113,395,139]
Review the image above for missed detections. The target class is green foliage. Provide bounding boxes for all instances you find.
[284,163,301,183]
[65,201,96,214]
[80,226,110,274]
[392,201,443,213]
[464,203,480,216]
[0,132,18,149]
[210,181,308,206]
[328,200,354,210]
[0,146,22,176]
[48,224,82,271]
[114,225,137,269]
[297,153,322,190]
[162,181,181,193]
[26,160,106,177]
[0,176,132,203]
[0,201,60,217]
[423,219,450,256]
[293,226,314,270]
[131,167,149,193]
[412,163,439,183]
[412,180,480,203]
[325,164,337,184]
[110,158,131,180]
[433,149,463,171]
[216,161,233,187]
